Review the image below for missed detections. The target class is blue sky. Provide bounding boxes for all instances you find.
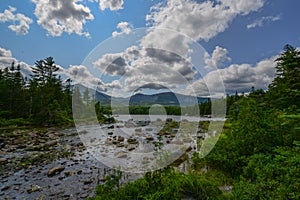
[0,0,300,97]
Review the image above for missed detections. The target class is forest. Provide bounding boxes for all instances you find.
[0,44,299,199]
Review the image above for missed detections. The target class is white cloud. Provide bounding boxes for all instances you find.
[0,6,33,35]
[91,0,267,97]
[0,47,33,77]
[188,56,277,96]
[92,45,197,93]
[31,0,94,37]
[93,52,127,76]
[146,0,265,41]
[89,0,124,11]
[112,22,133,38]
[139,0,265,77]
[100,0,124,11]
[105,80,122,89]
[247,15,281,29]
[63,65,104,89]
[205,46,231,69]
[0,48,12,57]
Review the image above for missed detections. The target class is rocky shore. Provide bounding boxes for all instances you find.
[0,116,214,199]
[0,127,110,200]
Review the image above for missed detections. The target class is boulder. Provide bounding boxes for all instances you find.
[117,136,124,142]
[146,135,154,141]
[127,138,138,144]
[47,166,65,177]
[114,152,127,158]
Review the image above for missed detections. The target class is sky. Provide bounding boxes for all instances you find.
[0,0,300,98]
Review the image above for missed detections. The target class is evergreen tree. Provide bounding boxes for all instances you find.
[268,44,300,110]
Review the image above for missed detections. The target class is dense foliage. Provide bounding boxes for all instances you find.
[203,44,300,198]
[0,57,72,126]
[0,57,112,126]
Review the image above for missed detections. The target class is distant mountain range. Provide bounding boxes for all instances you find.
[95,91,209,106]
[73,84,209,106]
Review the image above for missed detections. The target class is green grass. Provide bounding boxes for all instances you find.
[90,168,227,200]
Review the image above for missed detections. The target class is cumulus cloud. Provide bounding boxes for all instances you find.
[93,53,127,76]
[91,0,267,97]
[105,80,122,89]
[188,56,277,97]
[112,22,133,38]
[205,46,231,69]
[31,0,94,37]
[146,0,265,41]
[247,15,281,29]
[89,0,124,11]
[0,47,33,77]
[0,6,33,35]
[93,46,197,92]
[0,48,12,57]
[100,0,124,11]
[63,65,105,90]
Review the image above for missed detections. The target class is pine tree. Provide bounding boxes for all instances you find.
[268,44,300,110]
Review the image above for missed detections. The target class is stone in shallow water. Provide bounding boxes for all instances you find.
[146,135,154,141]
[0,157,7,164]
[47,166,65,177]
[118,136,125,142]
[127,138,138,144]
[114,151,128,158]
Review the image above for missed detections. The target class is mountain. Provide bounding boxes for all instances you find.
[72,84,208,106]
[95,91,208,106]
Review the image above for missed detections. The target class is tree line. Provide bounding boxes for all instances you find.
[0,57,73,126]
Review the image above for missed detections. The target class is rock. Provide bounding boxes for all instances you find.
[90,138,96,143]
[80,193,89,199]
[146,135,154,141]
[116,143,124,148]
[186,146,192,152]
[172,154,188,166]
[0,157,7,164]
[6,146,16,152]
[108,125,114,129]
[45,140,58,147]
[127,138,138,144]
[99,177,107,182]
[127,146,135,151]
[145,128,153,131]
[135,128,142,132]
[183,138,192,143]
[79,130,88,134]
[112,140,119,145]
[48,133,56,139]
[117,136,124,142]
[1,185,10,191]
[47,166,65,177]
[83,180,93,185]
[108,132,113,135]
[114,151,127,158]
[125,121,136,128]
[166,118,173,122]
[64,171,73,177]
[27,184,41,193]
